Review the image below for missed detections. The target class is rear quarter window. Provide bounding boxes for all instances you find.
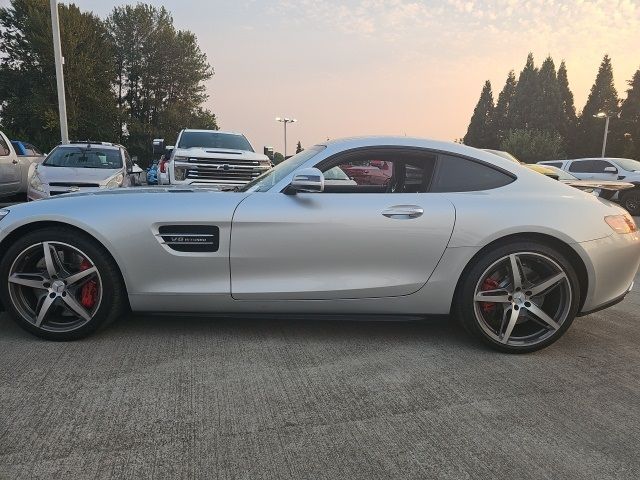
[430,154,514,192]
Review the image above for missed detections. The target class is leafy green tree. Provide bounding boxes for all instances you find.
[0,0,117,151]
[296,141,303,153]
[107,4,216,162]
[493,70,517,143]
[556,61,578,155]
[508,53,542,130]
[273,152,285,164]
[613,68,640,159]
[463,80,496,148]
[499,129,565,164]
[575,55,620,157]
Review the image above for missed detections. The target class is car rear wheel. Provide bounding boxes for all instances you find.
[0,228,126,340]
[620,189,640,216]
[456,242,580,353]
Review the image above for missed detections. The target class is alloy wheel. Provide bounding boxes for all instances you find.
[473,252,572,347]
[7,241,103,332]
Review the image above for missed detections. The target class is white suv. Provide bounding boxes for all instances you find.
[154,130,271,190]
[539,157,640,215]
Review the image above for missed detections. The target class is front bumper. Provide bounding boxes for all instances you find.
[577,232,640,313]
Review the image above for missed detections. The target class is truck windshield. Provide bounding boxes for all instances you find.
[43,147,122,169]
[177,132,254,152]
[240,146,326,193]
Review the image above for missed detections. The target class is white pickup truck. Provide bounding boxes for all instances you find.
[0,130,45,198]
[153,129,271,190]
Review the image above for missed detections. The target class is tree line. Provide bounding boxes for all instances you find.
[463,53,640,163]
[0,0,216,164]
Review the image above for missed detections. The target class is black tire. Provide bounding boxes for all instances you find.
[454,241,580,353]
[0,227,126,340]
[620,189,640,216]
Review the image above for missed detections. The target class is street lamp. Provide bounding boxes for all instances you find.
[593,112,610,158]
[50,0,69,144]
[276,117,297,159]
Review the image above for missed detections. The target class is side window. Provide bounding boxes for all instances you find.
[0,136,9,156]
[569,160,613,173]
[430,154,514,192]
[24,143,41,155]
[320,150,436,193]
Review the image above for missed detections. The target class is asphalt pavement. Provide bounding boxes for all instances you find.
[1,269,639,479]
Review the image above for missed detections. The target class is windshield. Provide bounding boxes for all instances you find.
[177,131,254,152]
[611,158,640,172]
[240,145,326,192]
[43,147,122,169]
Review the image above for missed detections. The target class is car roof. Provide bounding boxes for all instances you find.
[181,129,246,136]
[59,142,121,150]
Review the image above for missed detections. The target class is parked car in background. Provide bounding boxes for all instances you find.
[147,159,159,185]
[483,149,560,179]
[28,141,142,200]
[542,165,634,200]
[11,140,43,157]
[0,130,44,198]
[538,158,640,214]
[156,147,173,185]
[1,136,638,353]
[340,159,393,185]
[153,130,271,190]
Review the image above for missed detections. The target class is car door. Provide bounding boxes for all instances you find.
[0,134,20,196]
[568,159,618,180]
[230,148,456,300]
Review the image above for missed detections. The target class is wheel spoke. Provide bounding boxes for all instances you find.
[61,294,92,321]
[529,272,567,296]
[509,254,523,290]
[64,267,97,286]
[475,289,511,303]
[8,273,47,290]
[526,303,560,330]
[42,242,59,278]
[35,295,56,327]
[501,307,520,344]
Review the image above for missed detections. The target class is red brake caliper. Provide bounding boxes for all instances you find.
[480,277,499,313]
[79,259,98,309]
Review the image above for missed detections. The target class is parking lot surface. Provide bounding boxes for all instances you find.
[0,269,639,480]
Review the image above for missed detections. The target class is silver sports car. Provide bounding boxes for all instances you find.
[0,137,638,353]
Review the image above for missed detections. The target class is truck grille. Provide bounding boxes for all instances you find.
[182,158,268,184]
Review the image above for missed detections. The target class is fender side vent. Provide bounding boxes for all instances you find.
[158,225,219,252]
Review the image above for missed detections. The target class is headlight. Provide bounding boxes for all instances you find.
[104,173,124,189]
[29,172,45,192]
[605,214,638,234]
[174,167,188,181]
[0,209,9,221]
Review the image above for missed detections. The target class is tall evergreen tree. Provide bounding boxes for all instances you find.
[493,70,517,142]
[296,141,303,153]
[575,55,620,157]
[463,80,496,148]
[508,53,542,130]
[537,57,564,133]
[556,61,577,154]
[615,68,640,159]
[0,0,117,151]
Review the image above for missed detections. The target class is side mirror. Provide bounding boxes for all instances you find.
[604,166,618,173]
[153,138,165,155]
[289,167,324,193]
[164,146,174,158]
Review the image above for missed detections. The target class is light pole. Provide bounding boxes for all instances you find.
[50,0,69,144]
[276,117,297,158]
[593,112,610,158]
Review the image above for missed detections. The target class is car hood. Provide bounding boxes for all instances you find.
[172,147,269,161]
[36,166,122,184]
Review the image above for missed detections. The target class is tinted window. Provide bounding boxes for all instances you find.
[178,131,254,152]
[611,158,640,172]
[0,136,9,156]
[24,143,41,155]
[543,162,563,168]
[430,155,514,192]
[568,160,614,173]
[43,147,123,169]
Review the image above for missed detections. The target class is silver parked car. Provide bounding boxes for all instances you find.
[1,136,639,353]
[28,142,142,200]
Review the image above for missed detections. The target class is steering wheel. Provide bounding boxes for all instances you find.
[385,163,405,193]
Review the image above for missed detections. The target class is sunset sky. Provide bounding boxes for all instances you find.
[24,1,640,152]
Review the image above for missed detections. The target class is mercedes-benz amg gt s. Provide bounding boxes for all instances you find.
[1,137,638,353]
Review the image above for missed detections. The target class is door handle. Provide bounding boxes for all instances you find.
[381,205,424,219]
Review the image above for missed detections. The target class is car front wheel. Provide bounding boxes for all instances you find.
[456,241,580,353]
[620,189,640,216]
[0,227,126,340]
